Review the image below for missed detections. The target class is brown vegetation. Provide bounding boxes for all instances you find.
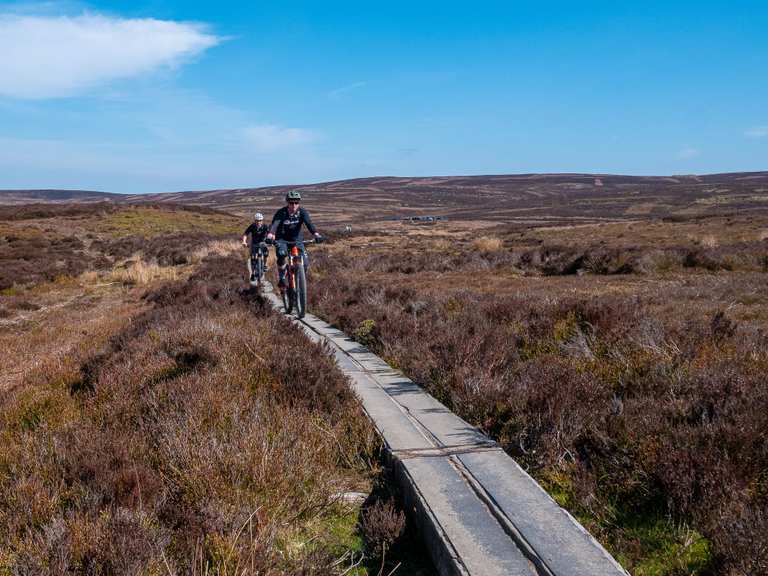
[0,203,241,291]
[309,219,768,575]
[0,252,381,573]
[0,234,97,291]
[1,204,437,574]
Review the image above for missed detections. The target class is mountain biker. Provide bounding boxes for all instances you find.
[266,190,322,290]
[242,212,270,281]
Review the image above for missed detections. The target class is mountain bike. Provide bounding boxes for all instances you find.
[275,239,319,318]
[248,242,269,288]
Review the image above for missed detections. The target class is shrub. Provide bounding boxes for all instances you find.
[360,499,405,560]
[353,319,379,348]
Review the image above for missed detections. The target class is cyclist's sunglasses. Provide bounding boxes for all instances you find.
[288,200,300,205]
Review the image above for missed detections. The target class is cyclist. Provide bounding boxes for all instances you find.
[242,212,270,281]
[266,190,322,290]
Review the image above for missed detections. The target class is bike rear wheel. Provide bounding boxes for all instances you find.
[255,255,265,284]
[295,264,307,318]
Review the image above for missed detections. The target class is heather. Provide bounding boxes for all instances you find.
[309,230,768,575]
[0,203,241,290]
[0,252,388,573]
[0,204,435,574]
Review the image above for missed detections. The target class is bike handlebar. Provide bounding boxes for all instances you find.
[266,238,322,245]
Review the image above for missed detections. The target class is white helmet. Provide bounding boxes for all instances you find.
[254,212,264,221]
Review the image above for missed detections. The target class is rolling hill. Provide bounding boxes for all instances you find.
[3,171,768,224]
[0,189,121,205]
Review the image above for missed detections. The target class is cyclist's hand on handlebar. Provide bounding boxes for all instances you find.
[314,233,324,244]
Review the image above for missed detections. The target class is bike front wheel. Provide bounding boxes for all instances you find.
[295,263,307,318]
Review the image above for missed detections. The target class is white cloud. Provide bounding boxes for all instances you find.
[243,124,316,152]
[0,84,330,191]
[0,13,219,98]
[745,126,768,139]
[677,147,701,159]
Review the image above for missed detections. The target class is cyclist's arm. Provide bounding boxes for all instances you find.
[302,208,320,236]
[242,225,252,246]
[267,211,281,239]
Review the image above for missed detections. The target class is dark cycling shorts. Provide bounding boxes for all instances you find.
[250,242,268,258]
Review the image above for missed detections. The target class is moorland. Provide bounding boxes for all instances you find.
[4,170,768,224]
[311,211,768,576]
[2,172,768,575]
[0,203,431,575]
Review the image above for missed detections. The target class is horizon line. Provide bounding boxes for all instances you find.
[1,169,767,196]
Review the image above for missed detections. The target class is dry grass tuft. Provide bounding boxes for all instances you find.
[430,238,451,251]
[471,236,504,252]
[77,270,100,284]
[699,234,719,248]
[109,260,181,285]
[191,239,242,263]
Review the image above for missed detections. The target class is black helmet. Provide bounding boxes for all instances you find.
[285,190,302,202]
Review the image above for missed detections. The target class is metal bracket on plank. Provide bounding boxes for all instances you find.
[392,442,501,460]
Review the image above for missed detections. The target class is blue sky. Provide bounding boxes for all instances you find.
[1,0,767,192]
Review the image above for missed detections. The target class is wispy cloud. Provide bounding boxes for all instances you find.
[243,124,316,152]
[677,147,701,159]
[327,81,367,100]
[0,80,333,191]
[0,12,220,98]
[745,126,768,139]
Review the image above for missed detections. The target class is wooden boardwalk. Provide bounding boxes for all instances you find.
[264,285,630,576]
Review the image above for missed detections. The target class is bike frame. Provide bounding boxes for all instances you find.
[276,239,317,318]
[287,245,303,291]
[248,242,268,286]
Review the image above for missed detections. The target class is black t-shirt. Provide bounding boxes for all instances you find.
[269,206,317,242]
[244,223,269,244]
